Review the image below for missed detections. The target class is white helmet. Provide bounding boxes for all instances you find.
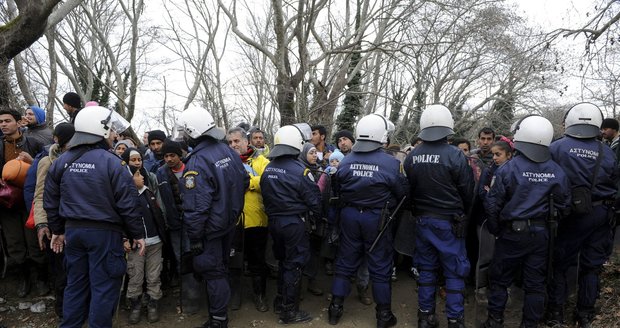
[268,123,312,159]
[67,106,130,148]
[173,105,225,141]
[419,104,455,141]
[512,115,554,163]
[564,102,603,138]
[352,114,395,152]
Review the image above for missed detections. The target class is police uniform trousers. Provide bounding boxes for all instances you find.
[331,207,393,306]
[414,216,470,319]
[61,227,125,328]
[548,204,613,315]
[193,228,235,318]
[269,215,310,307]
[487,223,548,327]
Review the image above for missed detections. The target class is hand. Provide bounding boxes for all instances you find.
[123,239,131,253]
[17,151,33,164]
[133,171,145,189]
[133,239,146,256]
[50,234,65,254]
[190,239,204,256]
[37,226,51,251]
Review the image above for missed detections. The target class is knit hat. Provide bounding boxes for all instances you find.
[601,118,619,131]
[147,129,166,143]
[29,106,46,125]
[62,92,82,109]
[53,123,75,148]
[329,150,345,162]
[161,139,183,157]
[333,130,355,144]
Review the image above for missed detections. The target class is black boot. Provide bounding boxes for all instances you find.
[545,306,564,327]
[229,270,242,311]
[252,276,268,312]
[17,263,31,298]
[307,278,323,296]
[575,311,594,328]
[418,309,438,328]
[376,304,397,328]
[279,304,312,324]
[273,294,283,314]
[481,313,504,328]
[147,298,159,323]
[448,317,465,328]
[128,297,142,324]
[357,283,372,305]
[34,262,50,296]
[328,296,344,325]
[197,315,228,328]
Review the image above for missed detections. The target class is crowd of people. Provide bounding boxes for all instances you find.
[0,96,618,328]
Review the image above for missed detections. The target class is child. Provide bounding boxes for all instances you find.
[480,141,513,194]
[121,148,167,324]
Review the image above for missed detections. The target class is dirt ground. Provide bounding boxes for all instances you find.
[1,244,619,328]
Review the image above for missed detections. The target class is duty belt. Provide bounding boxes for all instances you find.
[592,199,615,207]
[414,211,454,221]
[506,219,546,233]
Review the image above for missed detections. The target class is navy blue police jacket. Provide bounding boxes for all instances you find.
[335,148,408,209]
[181,138,248,242]
[404,141,474,216]
[260,155,321,218]
[484,155,571,235]
[550,136,618,201]
[43,144,145,239]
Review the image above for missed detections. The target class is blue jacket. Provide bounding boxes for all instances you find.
[43,144,144,239]
[484,155,571,235]
[404,141,475,216]
[260,155,321,218]
[156,165,183,231]
[181,138,248,241]
[335,148,408,209]
[550,136,618,201]
[23,146,50,213]
[143,151,164,174]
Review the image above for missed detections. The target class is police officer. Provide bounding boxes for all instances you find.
[481,115,570,328]
[404,104,474,328]
[327,114,408,328]
[260,123,321,324]
[175,106,248,328]
[546,103,618,327]
[44,106,146,328]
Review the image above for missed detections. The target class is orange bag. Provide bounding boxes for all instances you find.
[2,159,31,188]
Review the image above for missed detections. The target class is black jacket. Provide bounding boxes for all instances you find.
[0,134,45,169]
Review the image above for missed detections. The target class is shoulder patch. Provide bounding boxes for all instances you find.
[183,170,198,189]
[304,168,315,183]
[120,161,127,166]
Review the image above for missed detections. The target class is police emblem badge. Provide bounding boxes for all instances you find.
[183,170,199,189]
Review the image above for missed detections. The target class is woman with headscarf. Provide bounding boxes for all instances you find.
[297,143,326,297]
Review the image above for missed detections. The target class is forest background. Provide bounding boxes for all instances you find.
[1,0,619,145]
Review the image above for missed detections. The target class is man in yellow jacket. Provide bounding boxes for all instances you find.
[227,127,270,312]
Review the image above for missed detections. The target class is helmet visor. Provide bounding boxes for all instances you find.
[107,111,131,134]
[292,123,312,142]
[171,125,185,142]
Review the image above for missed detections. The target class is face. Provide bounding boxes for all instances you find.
[491,145,511,165]
[24,109,36,125]
[0,114,20,136]
[128,154,143,169]
[478,132,494,152]
[63,103,75,115]
[251,131,265,148]
[115,144,127,156]
[306,147,318,165]
[228,131,249,155]
[457,142,470,156]
[149,139,163,153]
[329,158,340,168]
[601,128,617,140]
[311,130,324,146]
[165,153,182,169]
[338,137,353,153]
[142,132,149,144]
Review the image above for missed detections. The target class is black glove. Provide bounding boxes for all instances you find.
[190,239,204,256]
[451,214,468,239]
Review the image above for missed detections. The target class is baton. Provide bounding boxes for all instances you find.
[369,196,407,253]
